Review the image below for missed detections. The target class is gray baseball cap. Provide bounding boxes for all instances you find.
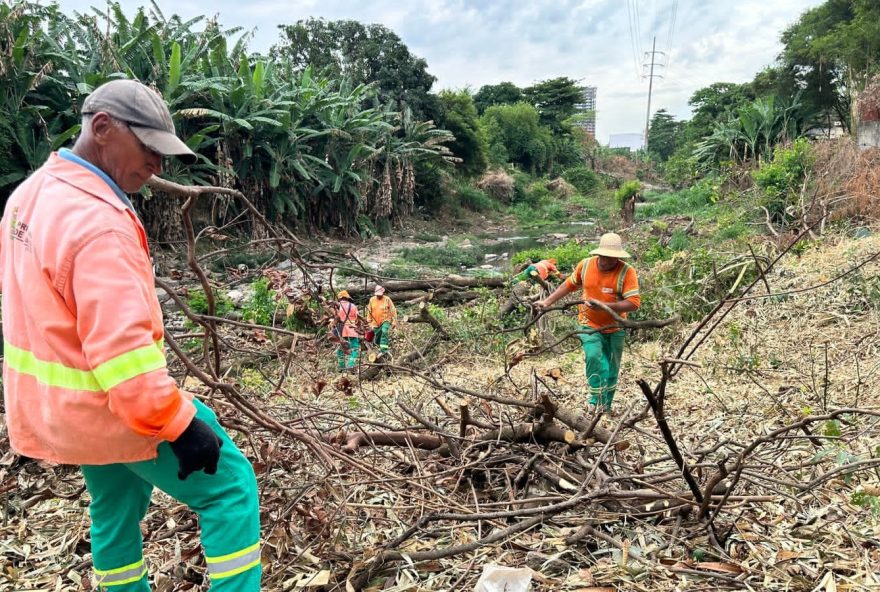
[82,79,197,164]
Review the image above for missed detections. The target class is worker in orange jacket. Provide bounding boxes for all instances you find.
[333,290,362,370]
[366,285,397,354]
[535,233,640,414]
[0,80,260,590]
[511,258,560,285]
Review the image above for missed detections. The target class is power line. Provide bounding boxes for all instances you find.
[664,0,678,70]
[633,0,643,58]
[643,35,665,148]
[625,0,642,80]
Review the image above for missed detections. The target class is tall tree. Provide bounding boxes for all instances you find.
[436,90,487,177]
[685,82,755,142]
[480,102,552,173]
[647,109,685,162]
[770,0,880,131]
[473,82,523,114]
[272,18,438,121]
[523,76,584,133]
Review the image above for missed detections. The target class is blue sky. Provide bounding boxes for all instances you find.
[56,0,823,144]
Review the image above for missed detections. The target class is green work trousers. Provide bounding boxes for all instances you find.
[578,328,626,409]
[81,399,261,591]
[336,337,360,369]
[373,321,392,352]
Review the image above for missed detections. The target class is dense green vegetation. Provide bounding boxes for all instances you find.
[0,1,601,244]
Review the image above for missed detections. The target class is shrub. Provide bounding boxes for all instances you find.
[455,182,496,212]
[638,178,719,219]
[614,180,642,209]
[511,240,591,272]
[187,288,233,316]
[562,165,602,194]
[398,243,484,268]
[526,181,551,205]
[243,277,278,325]
[663,151,700,189]
[753,138,814,224]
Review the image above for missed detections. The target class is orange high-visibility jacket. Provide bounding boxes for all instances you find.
[366,295,397,327]
[337,300,360,338]
[565,257,641,332]
[0,153,196,465]
[532,259,558,280]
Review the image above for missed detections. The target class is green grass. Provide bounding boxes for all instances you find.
[397,243,484,268]
[638,180,719,220]
[511,240,592,272]
[415,231,443,242]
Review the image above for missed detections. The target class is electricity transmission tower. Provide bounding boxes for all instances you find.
[642,35,665,149]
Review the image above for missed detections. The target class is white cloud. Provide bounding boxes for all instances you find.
[57,0,824,143]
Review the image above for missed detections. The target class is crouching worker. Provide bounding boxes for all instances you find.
[334,290,361,370]
[511,258,560,285]
[534,233,640,414]
[367,285,397,354]
[0,79,261,591]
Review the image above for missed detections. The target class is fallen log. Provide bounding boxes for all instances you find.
[344,274,504,296]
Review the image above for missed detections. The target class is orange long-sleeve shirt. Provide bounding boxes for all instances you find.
[366,295,397,327]
[1,153,195,465]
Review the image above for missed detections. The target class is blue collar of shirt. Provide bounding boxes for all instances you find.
[58,148,135,211]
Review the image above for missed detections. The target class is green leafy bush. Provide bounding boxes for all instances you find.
[662,151,701,189]
[243,278,278,325]
[638,178,719,219]
[614,180,642,209]
[634,249,760,324]
[752,138,814,224]
[562,166,602,195]
[455,182,497,212]
[398,243,484,268]
[186,288,233,316]
[511,240,591,272]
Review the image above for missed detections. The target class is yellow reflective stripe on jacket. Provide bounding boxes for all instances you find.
[206,542,261,580]
[4,340,165,392]
[92,343,166,391]
[94,558,147,587]
[4,341,101,391]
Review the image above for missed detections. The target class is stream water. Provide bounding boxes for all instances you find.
[466,220,598,272]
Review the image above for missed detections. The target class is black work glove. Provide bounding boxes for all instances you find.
[169,418,223,480]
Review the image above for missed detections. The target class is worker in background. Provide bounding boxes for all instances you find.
[333,290,361,371]
[511,258,560,285]
[0,79,260,591]
[366,285,397,355]
[534,233,640,415]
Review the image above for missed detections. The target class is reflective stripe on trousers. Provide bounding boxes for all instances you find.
[207,542,262,580]
[94,559,148,588]
[83,399,261,591]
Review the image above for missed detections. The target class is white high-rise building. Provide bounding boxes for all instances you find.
[575,86,597,136]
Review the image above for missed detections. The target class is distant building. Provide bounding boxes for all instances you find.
[574,86,597,136]
[608,133,644,152]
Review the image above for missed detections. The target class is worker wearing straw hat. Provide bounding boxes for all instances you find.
[535,233,641,414]
[366,285,397,355]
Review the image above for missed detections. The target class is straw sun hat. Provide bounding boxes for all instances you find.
[590,232,631,258]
